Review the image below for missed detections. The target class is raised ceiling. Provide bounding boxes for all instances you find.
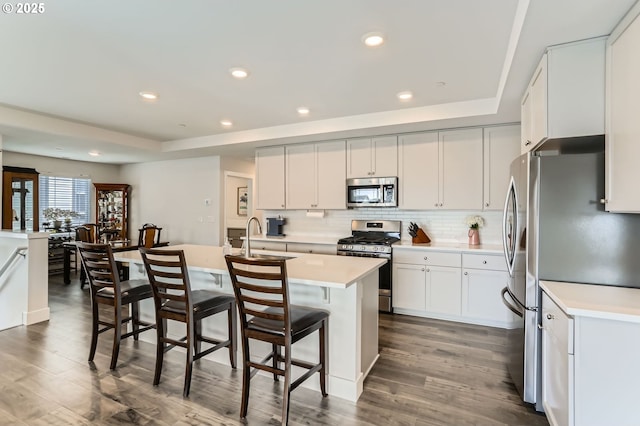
[0,0,635,164]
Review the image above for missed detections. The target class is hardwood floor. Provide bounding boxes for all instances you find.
[0,274,549,425]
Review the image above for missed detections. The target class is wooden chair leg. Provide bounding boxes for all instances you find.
[319,319,328,397]
[229,303,237,369]
[110,306,122,370]
[273,344,280,381]
[184,321,195,397]
[194,319,202,357]
[240,336,251,418]
[153,318,166,386]
[132,301,140,341]
[281,347,292,426]
[88,300,99,362]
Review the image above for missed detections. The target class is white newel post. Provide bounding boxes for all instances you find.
[0,231,50,331]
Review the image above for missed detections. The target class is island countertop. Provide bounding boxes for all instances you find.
[114,244,386,289]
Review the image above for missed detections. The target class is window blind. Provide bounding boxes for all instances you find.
[39,176,91,227]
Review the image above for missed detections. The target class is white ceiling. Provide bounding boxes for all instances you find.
[0,0,636,164]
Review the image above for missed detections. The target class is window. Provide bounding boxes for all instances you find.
[39,176,91,227]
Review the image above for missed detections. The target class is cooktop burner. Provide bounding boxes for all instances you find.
[337,220,402,255]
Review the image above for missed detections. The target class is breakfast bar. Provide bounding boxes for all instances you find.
[114,244,386,402]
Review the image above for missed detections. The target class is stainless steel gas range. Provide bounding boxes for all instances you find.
[336,220,401,313]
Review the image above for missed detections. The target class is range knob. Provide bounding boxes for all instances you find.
[348,245,353,250]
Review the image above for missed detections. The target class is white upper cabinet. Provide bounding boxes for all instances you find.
[483,125,520,210]
[346,135,397,178]
[399,128,483,210]
[286,140,346,210]
[256,146,286,210]
[398,132,439,209]
[439,128,484,210]
[606,3,640,213]
[521,37,606,152]
[520,91,532,153]
[285,143,315,209]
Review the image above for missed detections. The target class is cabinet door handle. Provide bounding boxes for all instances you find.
[485,202,489,207]
[464,272,468,275]
[537,324,544,330]
[599,198,608,204]
[546,313,554,320]
[434,203,438,207]
[421,268,425,272]
[483,260,487,264]
[281,204,285,208]
[525,140,532,146]
[425,268,430,272]
[424,256,428,261]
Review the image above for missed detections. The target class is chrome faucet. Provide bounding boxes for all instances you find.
[244,216,262,258]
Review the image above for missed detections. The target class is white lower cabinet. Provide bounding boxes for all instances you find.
[461,253,518,328]
[393,248,517,328]
[392,249,461,320]
[392,263,427,311]
[542,287,640,426]
[542,292,573,426]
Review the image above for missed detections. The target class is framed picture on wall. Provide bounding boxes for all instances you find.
[237,187,248,216]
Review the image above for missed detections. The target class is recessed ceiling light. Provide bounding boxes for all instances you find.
[139,91,158,101]
[220,119,233,127]
[436,81,446,87]
[230,68,249,79]
[178,123,187,127]
[397,91,413,101]
[88,151,101,157]
[297,107,310,115]
[362,32,384,47]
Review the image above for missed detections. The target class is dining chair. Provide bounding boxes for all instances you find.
[139,247,237,397]
[80,223,99,242]
[225,255,329,425]
[77,242,155,370]
[138,223,162,248]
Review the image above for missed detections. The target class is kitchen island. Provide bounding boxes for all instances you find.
[114,244,386,402]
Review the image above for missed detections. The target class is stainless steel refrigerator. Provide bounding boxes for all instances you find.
[501,142,640,411]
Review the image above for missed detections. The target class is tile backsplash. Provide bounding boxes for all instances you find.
[261,209,503,245]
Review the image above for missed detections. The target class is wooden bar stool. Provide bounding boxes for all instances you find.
[225,255,329,425]
[139,248,237,397]
[77,242,155,370]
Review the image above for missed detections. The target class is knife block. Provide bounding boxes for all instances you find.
[412,228,431,244]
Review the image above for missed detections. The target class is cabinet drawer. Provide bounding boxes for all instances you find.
[542,292,574,354]
[287,242,336,255]
[393,249,460,267]
[462,253,507,271]
[252,241,287,252]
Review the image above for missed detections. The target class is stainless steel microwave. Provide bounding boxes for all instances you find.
[346,177,398,208]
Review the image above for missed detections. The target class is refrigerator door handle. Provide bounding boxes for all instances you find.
[501,286,523,317]
[502,177,517,277]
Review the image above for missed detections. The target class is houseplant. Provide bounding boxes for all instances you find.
[465,215,484,245]
[42,208,79,229]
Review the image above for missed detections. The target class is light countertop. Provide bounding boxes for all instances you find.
[242,235,341,245]
[115,244,386,289]
[393,241,503,254]
[247,235,504,254]
[541,280,640,323]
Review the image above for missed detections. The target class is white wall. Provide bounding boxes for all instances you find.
[3,151,121,181]
[120,156,222,245]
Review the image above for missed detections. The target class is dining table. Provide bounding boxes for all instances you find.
[63,240,169,285]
